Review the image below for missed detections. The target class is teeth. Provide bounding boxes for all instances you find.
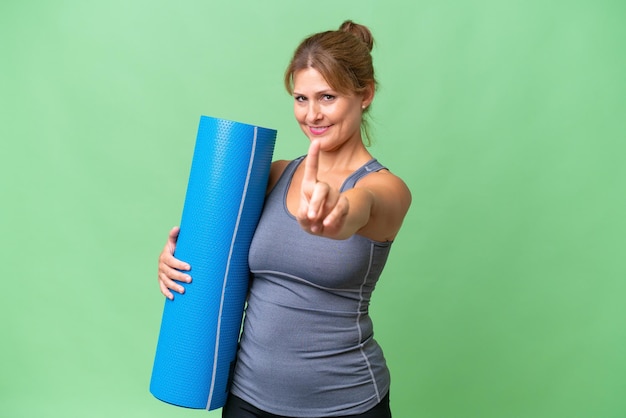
[308,125,330,136]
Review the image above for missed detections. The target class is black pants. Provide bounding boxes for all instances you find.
[222,392,391,418]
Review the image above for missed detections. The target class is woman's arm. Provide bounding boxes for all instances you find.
[157,226,192,300]
[157,159,290,299]
[297,141,411,241]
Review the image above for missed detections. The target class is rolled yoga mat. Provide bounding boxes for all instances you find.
[150,115,276,410]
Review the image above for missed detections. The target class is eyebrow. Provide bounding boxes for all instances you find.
[292,89,336,96]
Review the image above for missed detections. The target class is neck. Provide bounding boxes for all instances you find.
[316,140,372,175]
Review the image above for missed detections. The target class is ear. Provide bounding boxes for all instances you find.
[360,81,375,110]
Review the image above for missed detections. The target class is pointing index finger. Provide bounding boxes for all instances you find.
[304,140,320,185]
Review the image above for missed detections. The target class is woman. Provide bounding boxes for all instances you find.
[158,20,411,418]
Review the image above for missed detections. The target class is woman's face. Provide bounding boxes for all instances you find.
[292,67,372,151]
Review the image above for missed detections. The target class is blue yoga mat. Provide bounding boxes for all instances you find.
[150,115,276,410]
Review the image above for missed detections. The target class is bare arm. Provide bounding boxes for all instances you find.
[297,141,411,241]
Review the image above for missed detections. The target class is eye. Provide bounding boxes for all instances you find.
[294,95,307,102]
[322,94,335,101]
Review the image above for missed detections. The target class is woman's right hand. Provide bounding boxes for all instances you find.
[158,226,192,300]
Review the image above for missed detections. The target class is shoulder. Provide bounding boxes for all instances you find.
[355,168,412,241]
[359,168,411,205]
[270,159,290,178]
[266,159,294,193]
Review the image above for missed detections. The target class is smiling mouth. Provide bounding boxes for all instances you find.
[309,125,331,135]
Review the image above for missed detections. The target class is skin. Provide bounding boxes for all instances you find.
[157,67,411,299]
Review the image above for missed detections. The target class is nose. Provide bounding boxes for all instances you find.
[306,101,322,124]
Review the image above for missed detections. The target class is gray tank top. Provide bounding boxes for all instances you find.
[230,157,392,417]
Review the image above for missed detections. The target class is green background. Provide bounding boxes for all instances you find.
[2,1,625,417]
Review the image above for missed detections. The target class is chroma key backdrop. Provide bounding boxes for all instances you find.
[1,1,625,417]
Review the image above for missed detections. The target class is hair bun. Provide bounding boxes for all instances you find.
[339,20,374,52]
